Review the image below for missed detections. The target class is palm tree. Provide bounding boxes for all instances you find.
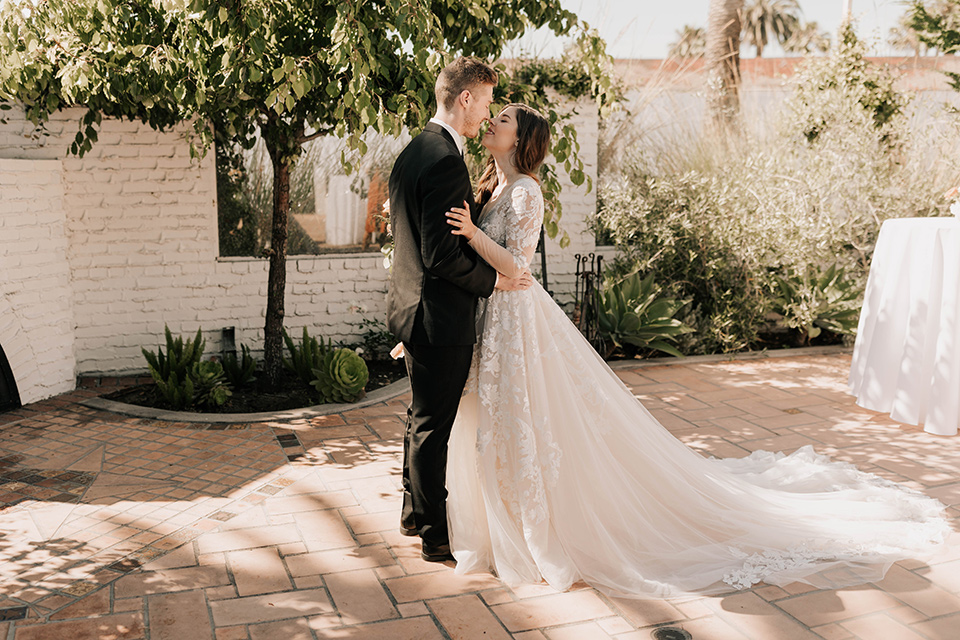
[783,21,831,54]
[669,25,707,59]
[741,0,802,57]
[705,0,744,127]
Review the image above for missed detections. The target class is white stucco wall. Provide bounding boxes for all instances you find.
[0,158,76,403]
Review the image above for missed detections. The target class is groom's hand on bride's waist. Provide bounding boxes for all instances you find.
[495,269,534,291]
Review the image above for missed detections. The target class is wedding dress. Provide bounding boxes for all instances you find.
[446,175,949,598]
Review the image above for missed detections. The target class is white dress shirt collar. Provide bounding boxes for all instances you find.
[429,116,464,156]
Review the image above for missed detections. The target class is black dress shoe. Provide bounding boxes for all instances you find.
[420,543,455,563]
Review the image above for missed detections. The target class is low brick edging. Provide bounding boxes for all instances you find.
[78,345,851,423]
[79,377,412,423]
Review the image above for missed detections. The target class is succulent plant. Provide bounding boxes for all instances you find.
[596,272,693,358]
[191,360,233,408]
[311,348,368,404]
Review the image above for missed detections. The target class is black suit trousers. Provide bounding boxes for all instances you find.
[400,341,474,548]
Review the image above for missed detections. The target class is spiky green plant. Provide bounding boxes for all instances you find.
[596,272,693,358]
[152,371,195,410]
[142,326,204,384]
[142,326,206,409]
[311,348,369,404]
[223,344,257,387]
[282,327,330,386]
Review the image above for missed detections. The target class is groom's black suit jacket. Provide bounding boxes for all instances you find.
[386,122,497,345]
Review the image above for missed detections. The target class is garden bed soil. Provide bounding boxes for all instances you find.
[103,358,408,414]
[607,327,846,361]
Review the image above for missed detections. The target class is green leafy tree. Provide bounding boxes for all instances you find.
[788,23,908,146]
[890,12,930,56]
[0,0,616,385]
[910,1,960,89]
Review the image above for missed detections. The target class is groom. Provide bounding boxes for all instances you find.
[387,57,532,562]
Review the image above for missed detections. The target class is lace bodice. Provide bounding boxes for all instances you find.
[468,176,544,279]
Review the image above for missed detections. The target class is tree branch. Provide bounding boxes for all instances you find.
[297,127,335,144]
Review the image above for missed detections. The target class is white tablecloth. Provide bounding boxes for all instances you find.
[849,217,960,436]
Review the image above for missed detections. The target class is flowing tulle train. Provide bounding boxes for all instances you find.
[447,282,949,599]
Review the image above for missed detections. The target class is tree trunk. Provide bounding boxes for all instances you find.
[263,137,292,387]
[705,0,744,129]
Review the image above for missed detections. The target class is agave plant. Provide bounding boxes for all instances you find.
[771,263,861,342]
[152,370,195,410]
[223,344,257,387]
[142,326,206,409]
[596,272,693,358]
[142,326,205,386]
[282,327,331,386]
[311,348,369,404]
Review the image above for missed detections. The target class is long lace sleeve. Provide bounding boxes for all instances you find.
[468,179,544,279]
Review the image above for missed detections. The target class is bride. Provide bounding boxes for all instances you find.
[441,103,949,598]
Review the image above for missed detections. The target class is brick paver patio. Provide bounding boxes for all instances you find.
[0,351,958,640]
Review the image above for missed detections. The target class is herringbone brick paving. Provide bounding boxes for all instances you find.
[0,353,958,639]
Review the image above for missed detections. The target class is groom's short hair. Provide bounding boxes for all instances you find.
[435,57,498,110]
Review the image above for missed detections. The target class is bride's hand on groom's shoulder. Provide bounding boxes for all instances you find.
[496,269,535,292]
[446,201,477,241]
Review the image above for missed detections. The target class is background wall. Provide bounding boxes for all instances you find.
[0,158,75,403]
[0,105,598,399]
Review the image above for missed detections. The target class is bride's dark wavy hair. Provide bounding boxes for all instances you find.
[475,103,550,212]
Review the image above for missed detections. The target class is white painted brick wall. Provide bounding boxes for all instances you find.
[0,103,599,380]
[0,158,76,403]
[540,99,600,309]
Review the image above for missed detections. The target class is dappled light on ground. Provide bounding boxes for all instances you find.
[0,353,958,639]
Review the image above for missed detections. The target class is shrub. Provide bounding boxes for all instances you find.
[355,317,396,361]
[598,168,771,353]
[311,349,369,404]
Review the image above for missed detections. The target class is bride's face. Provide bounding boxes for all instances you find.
[481,107,519,155]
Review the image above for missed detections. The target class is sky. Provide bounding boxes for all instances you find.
[510,0,912,59]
